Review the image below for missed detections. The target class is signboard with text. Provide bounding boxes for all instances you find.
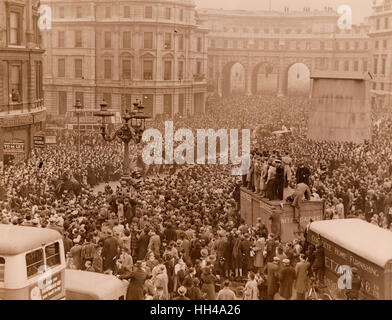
[45,136,57,144]
[3,141,25,154]
[29,272,63,300]
[34,135,45,148]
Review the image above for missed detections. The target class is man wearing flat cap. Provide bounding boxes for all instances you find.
[278,259,296,300]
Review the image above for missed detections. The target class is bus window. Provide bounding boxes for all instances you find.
[0,257,5,281]
[26,249,44,278]
[45,242,61,268]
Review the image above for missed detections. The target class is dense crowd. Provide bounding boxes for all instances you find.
[0,93,389,300]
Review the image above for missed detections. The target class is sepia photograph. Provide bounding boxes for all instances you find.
[0,0,391,306]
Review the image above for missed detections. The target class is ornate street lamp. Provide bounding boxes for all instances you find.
[74,99,83,165]
[94,99,150,183]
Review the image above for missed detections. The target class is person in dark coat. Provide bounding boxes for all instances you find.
[278,259,296,300]
[240,234,252,276]
[164,223,177,243]
[102,230,120,272]
[264,257,280,300]
[119,261,147,300]
[274,160,285,200]
[296,162,311,185]
[137,228,150,261]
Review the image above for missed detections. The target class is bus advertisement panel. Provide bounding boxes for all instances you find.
[308,230,383,300]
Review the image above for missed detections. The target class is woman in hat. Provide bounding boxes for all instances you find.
[120,260,148,300]
[200,263,217,300]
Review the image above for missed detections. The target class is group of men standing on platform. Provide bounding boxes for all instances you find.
[243,150,311,202]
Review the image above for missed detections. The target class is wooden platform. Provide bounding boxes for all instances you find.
[240,187,325,242]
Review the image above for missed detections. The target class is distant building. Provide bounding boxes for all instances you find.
[368,0,392,111]
[0,0,46,164]
[198,7,370,97]
[41,0,208,119]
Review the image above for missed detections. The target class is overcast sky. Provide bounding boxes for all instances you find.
[195,0,375,24]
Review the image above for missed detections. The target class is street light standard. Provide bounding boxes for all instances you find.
[74,99,83,164]
[94,99,150,183]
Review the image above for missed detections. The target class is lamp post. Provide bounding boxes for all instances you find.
[94,99,150,183]
[74,99,83,165]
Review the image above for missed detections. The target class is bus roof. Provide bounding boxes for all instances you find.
[65,270,127,300]
[0,225,62,256]
[310,219,392,268]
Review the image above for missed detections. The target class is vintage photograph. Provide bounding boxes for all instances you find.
[0,0,391,301]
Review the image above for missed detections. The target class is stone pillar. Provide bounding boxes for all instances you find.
[277,57,284,97]
[217,57,222,97]
[246,60,252,96]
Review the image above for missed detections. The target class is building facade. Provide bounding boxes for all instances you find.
[0,0,46,164]
[198,7,370,97]
[368,0,392,111]
[42,0,208,119]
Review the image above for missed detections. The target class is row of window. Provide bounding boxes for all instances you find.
[59,31,203,52]
[214,26,364,35]
[57,93,186,117]
[57,58,203,81]
[210,39,369,50]
[373,56,388,76]
[375,16,391,30]
[58,5,185,21]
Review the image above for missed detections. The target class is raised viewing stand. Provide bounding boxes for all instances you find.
[240,187,325,242]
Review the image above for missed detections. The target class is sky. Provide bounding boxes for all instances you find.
[195,0,375,24]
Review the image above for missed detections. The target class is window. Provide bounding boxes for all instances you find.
[363,60,368,72]
[145,6,152,18]
[254,40,259,49]
[197,37,202,52]
[274,28,280,34]
[364,41,368,50]
[164,94,172,116]
[105,7,111,18]
[233,40,238,49]
[197,61,202,74]
[164,60,172,80]
[104,59,112,79]
[375,40,379,49]
[354,61,359,72]
[58,58,65,77]
[243,40,248,49]
[224,40,228,48]
[381,83,385,91]
[386,17,389,29]
[122,94,132,112]
[165,8,171,20]
[264,41,269,50]
[0,257,5,282]
[178,34,184,51]
[35,61,43,100]
[105,32,111,49]
[178,60,184,80]
[164,33,172,49]
[26,249,44,278]
[210,39,215,48]
[9,64,21,103]
[178,94,185,115]
[345,41,350,50]
[384,40,388,49]
[122,59,131,80]
[376,18,380,30]
[143,60,153,80]
[75,92,84,108]
[58,31,65,47]
[58,91,67,115]
[344,61,349,71]
[75,31,82,48]
[144,32,153,49]
[382,58,386,75]
[180,9,184,21]
[334,60,339,71]
[124,6,130,18]
[103,93,112,108]
[374,57,378,74]
[9,11,21,45]
[58,6,65,19]
[320,41,325,50]
[76,6,82,18]
[75,59,83,78]
[123,32,132,49]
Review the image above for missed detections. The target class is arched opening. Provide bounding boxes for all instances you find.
[285,63,311,97]
[251,63,278,95]
[221,62,246,96]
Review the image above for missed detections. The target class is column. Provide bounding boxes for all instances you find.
[217,56,222,97]
[246,59,252,96]
[277,57,284,97]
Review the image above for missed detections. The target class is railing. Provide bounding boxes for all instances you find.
[0,99,45,115]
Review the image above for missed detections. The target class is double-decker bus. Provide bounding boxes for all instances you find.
[65,109,121,131]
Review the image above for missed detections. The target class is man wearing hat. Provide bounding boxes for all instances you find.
[264,256,280,300]
[217,280,236,300]
[173,286,190,300]
[119,261,148,300]
[278,259,296,300]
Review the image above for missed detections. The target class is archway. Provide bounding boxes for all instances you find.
[251,62,278,95]
[221,62,246,96]
[285,63,311,96]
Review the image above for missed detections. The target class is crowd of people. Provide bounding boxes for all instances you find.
[0,93,389,300]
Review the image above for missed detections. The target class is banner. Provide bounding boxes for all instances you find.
[3,141,25,154]
[34,135,45,148]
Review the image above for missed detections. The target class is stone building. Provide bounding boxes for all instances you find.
[41,0,208,118]
[368,0,392,111]
[0,0,46,164]
[198,7,370,97]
